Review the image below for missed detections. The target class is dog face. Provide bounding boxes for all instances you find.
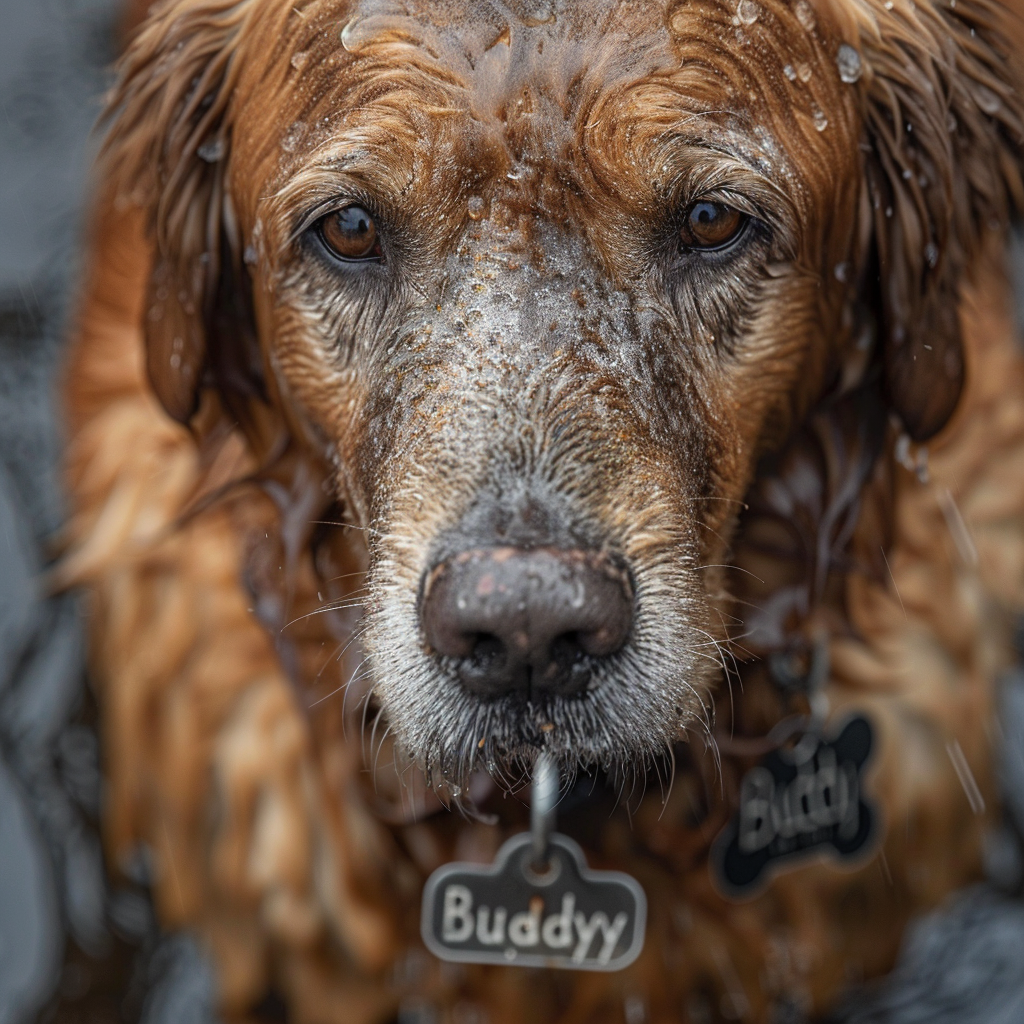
[109,0,1022,785]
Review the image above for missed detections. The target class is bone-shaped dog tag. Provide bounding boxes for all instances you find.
[421,832,646,971]
[711,713,878,898]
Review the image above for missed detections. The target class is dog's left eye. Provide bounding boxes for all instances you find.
[679,201,746,251]
[317,205,382,262]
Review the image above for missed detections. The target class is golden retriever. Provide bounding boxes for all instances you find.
[60,0,1024,1019]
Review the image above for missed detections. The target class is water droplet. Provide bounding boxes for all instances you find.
[244,245,258,265]
[883,0,893,8]
[797,62,813,82]
[812,105,829,131]
[924,242,939,267]
[197,137,224,162]
[895,433,911,467]
[834,261,850,282]
[290,50,310,72]
[836,44,863,83]
[902,168,913,180]
[915,447,929,484]
[795,0,816,29]
[281,121,308,153]
[974,84,1001,114]
[783,64,797,81]
[467,196,486,220]
[738,0,760,24]
[340,16,364,51]
[946,112,958,132]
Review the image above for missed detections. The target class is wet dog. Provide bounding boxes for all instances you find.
[62,0,1024,1019]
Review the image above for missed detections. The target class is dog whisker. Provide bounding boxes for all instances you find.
[310,636,348,686]
[880,545,908,621]
[371,722,394,789]
[695,563,765,584]
[655,742,677,821]
[282,597,369,629]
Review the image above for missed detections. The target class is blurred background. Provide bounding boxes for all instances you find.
[0,2,217,1021]
[2,1,1024,1022]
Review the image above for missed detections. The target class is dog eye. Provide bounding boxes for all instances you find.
[318,205,382,261]
[679,201,746,251]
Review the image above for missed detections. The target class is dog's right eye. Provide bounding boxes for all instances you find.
[317,205,382,262]
[679,201,746,251]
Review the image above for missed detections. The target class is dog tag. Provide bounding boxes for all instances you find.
[421,832,646,970]
[421,756,646,971]
[711,714,877,898]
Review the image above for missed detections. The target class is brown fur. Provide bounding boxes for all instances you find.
[61,0,1024,1020]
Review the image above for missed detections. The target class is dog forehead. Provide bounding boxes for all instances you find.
[324,0,683,152]
[322,0,831,113]
[339,0,676,77]
[246,0,843,208]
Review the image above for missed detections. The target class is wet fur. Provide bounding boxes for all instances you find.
[62,0,1024,1020]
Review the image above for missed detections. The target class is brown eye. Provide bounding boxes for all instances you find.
[679,201,745,250]
[319,205,381,261]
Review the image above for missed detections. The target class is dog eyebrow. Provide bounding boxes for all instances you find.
[269,153,391,244]
[659,144,793,222]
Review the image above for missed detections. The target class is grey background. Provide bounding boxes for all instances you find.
[0,1,1023,1022]
[0,1,216,1021]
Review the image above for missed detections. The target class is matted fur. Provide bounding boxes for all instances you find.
[61,0,1024,1020]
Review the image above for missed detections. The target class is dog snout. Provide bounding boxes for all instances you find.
[420,547,633,697]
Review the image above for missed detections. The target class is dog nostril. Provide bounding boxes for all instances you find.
[420,547,633,698]
[471,633,505,664]
[544,632,588,678]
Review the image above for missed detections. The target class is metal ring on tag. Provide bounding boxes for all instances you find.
[521,846,563,886]
[531,752,558,870]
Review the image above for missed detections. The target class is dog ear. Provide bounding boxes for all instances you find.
[854,0,1024,440]
[104,0,261,424]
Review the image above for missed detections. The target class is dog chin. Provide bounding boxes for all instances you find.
[363,597,712,792]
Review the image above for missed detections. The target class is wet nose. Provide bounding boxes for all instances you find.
[420,547,633,697]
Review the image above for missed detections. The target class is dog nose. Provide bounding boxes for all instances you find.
[420,547,633,697]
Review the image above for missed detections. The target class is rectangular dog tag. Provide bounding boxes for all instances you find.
[421,832,646,971]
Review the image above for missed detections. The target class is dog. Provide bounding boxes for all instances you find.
[60,0,1024,1019]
